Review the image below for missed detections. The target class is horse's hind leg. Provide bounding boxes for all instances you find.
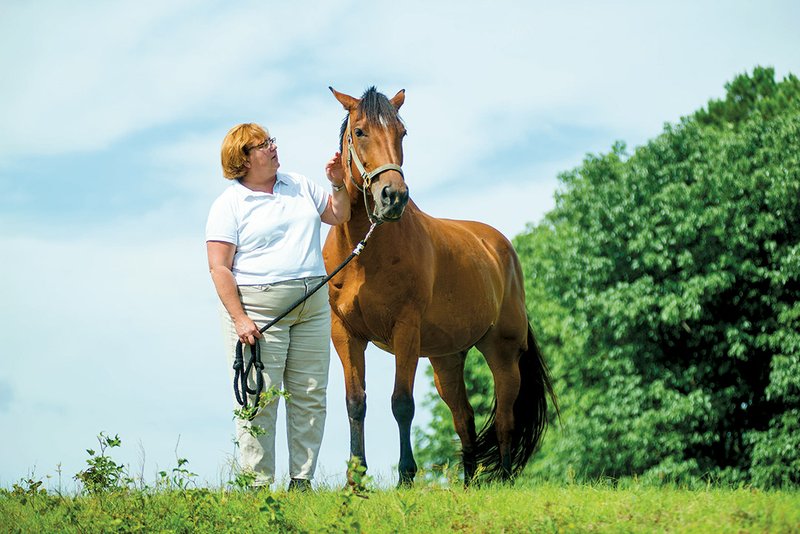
[475,333,522,480]
[429,352,478,484]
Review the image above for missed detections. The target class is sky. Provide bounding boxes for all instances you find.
[1,1,799,490]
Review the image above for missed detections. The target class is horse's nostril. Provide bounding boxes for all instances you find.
[382,185,399,206]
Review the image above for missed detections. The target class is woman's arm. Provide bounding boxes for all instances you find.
[207,240,262,346]
[321,151,351,225]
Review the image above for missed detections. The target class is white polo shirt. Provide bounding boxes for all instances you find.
[205,172,331,285]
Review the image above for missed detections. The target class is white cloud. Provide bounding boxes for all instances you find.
[0,1,345,160]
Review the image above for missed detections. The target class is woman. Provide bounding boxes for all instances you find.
[206,122,349,490]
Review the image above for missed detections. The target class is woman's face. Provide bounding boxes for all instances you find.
[247,136,280,177]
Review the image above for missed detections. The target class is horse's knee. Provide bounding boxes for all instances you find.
[391,393,415,424]
[347,393,366,422]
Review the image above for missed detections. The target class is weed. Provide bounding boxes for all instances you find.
[344,456,371,497]
[74,432,132,495]
[157,435,199,491]
[10,477,47,506]
[325,457,374,533]
[395,493,418,527]
[159,457,198,491]
[229,470,258,491]
[260,493,301,532]
[233,386,292,438]
[232,386,291,422]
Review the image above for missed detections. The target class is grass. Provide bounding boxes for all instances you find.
[3,479,799,533]
[3,433,798,532]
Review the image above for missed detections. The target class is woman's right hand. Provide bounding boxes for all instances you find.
[234,315,263,346]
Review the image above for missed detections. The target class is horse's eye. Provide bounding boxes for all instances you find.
[354,128,365,137]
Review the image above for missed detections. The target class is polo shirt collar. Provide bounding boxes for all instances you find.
[233,173,289,199]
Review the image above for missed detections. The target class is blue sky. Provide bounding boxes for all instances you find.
[2,1,799,489]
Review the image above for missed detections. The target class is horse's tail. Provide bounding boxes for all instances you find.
[473,324,558,481]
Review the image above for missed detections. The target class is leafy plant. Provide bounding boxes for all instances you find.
[158,457,198,491]
[344,455,371,497]
[74,432,131,494]
[324,457,373,533]
[260,494,289,529]
[233,386,292,438]
[9,476,49,510]
[228,470,257,491]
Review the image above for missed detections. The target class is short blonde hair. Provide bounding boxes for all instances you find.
[220,123,269,179]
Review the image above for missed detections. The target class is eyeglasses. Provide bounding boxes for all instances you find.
[245,137,276,154]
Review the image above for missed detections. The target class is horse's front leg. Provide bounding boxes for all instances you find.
[331,314,369,476]
[390,321,421,487]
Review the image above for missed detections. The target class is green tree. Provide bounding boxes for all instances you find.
[415,67,800,487]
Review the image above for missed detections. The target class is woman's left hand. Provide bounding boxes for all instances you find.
[325,152,345,185]
[321,150,351,225]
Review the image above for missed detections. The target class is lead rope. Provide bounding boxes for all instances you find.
[232,221,381,412]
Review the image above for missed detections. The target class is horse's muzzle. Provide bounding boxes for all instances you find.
[374,183,409,221]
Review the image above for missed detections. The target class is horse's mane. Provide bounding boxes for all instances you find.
[338,86,403,151]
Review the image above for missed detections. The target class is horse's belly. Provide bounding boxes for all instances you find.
[372,340,394,354]
[362,313,489,357]
[418,314,493,356]
[334,275,500,357]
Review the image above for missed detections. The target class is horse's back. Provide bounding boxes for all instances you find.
[427,215,524,286]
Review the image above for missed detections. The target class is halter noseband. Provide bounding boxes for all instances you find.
[345,116,404,224]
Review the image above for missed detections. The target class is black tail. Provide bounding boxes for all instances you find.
[472,325,558,481]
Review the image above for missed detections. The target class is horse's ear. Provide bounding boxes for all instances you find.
[330,86,359,111]
[390,89,405,110]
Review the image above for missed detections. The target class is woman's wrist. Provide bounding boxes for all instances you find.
[331,182,346,192]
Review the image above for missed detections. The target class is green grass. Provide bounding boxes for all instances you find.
[4,434,797,532]
[3,481,799,533]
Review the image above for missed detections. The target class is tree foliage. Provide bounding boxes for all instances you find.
[415,67,800,487]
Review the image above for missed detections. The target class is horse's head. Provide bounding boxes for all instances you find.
[331,86,409,223]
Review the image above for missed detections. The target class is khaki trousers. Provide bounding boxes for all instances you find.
[220,276,331,485]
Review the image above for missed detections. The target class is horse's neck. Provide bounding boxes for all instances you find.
[339,198,419,248]
[341,214,375,246]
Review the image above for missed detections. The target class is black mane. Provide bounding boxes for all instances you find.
[338,86,403,151]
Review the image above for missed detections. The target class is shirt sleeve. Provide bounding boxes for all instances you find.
[303,174,331,215]
[205,193,238,245]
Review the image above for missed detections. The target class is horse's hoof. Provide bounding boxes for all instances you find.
[396,474,415,488]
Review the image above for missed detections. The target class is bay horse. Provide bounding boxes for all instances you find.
[323,86,557,485]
